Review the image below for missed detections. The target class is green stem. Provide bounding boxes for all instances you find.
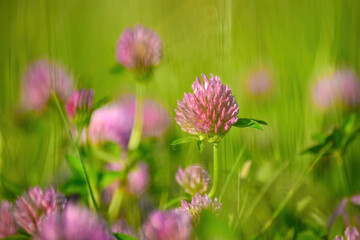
[259,142,333,235]
[334,150,350,195]
[128,82,145,150]
[208,143,220,198]
[52,93,98,211]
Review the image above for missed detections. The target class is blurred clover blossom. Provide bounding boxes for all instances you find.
[13,186,66,235]
[38,204,113,240]
[245,67,273,97]
[89,95,170,150]
[312,68,360,110]
[115,24,163,151]
[178,193,222,224]
[142,210,192,240]
[173,73,266,198]
[21,60,74,111]
[116,24,162,75]
[102,160,149,204]
[66,89,94,120]
[334,227,360,240]
[175,165,210,196]
[0,201,17,238]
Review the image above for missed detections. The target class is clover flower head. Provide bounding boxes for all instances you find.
[66,89,94,119]
[13,186,66,234]
[116,24,162,74]
[175,74,239,143]
[142,210,192,240]
[178,193,222,223]
[175,165,210,196]
[38,204,113,240]
[21,60,74,111]
[0,201,17,238]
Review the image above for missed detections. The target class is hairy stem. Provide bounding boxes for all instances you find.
[208,143,220,198]
[128,82,145,150]
[52,93,99,211]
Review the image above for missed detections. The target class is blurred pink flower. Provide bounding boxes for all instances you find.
[102,161,149,203]
[175,74,239,142]
[38,204,113,240]
[21,60,74,111]
[116,24,162,73]
[112,219,138,238]
[0,201,17,238]
[178,193,222,223]
[312,75,336,109]
[142,210,192,240]
[127,162,149,196]
[89,95,170,149]
[245,67,273,97]
[66,89,94,119]
[175,165,210,196]
[312,68,360,110]
[13,187,66,234]
[334,69,360,108]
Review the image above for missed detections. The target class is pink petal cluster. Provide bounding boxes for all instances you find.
[127,162,150,195]
[175,165,210,196]
[312,69,360,110]
[116,24,162,73]
[38,204,113,240]
[142,210,192,240]
[13,187,66,234]
[178,193,222,223]
[175,74,239,142]
[89,95,170,150]
[334,227,360,240]
[112,219,138,238]
[66,89,94,119]
[0,201,17,238]
[245,67,272,97]
[21,60,74,111]
[102,161,149,203]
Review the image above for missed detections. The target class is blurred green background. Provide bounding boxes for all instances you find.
[1,0,360,239]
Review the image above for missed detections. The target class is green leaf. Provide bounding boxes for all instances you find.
[233,118,266,131]
[65,154,83,177]
[113,233,138,240]
[108,188,124,222]
[99,171,122,188]
[342,114,356,133]
[197,140,204,153]
[92,97,111,111]
[311,133,327,143]
[109,64,125,75]
[170,136,199,148]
